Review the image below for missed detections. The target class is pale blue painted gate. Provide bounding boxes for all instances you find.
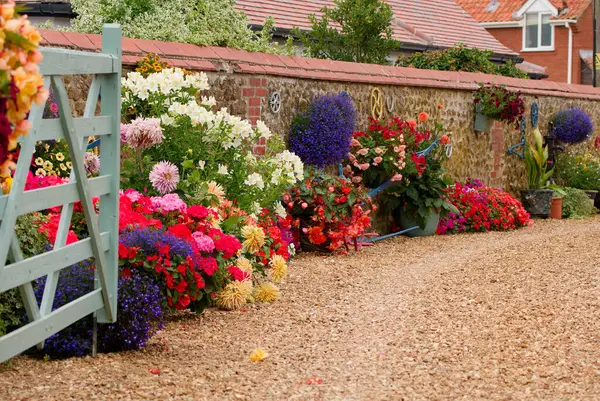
[0,25,122,362]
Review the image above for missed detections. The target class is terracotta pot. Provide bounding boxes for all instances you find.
[550,197,563,219]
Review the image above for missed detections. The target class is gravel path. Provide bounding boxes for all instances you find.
[2,217,600,400]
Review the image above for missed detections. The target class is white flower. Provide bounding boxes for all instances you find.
[198,160,206,170]
[201,96,217,107]
[256,120,272,140]
[161,114,175,126]
[274,202,287,218]
[218,164,229,175]
[244,173,265,189]
[252,201,262,214]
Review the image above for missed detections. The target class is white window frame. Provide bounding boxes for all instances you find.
[522,12,555,52]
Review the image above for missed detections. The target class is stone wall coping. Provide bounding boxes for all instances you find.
[39,29,600,101]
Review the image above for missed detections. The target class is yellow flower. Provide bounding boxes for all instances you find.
[48,170,57,176]
[1,177,13,194]
[44,144,49,152]
[253,282,280,303]
[34,157,43,166]
[236,257,253,274]
[215,280,252,311]
[249,347,269,362]
[35,168,46,177]
[43,160,53,171]
[59,163,67,171]
[269,255,288,283]
[241,225,265,254]
[206,181,225,205]
[66,161,72,169]
[55,152,65,161]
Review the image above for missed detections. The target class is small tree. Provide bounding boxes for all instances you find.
[294,0,399,65]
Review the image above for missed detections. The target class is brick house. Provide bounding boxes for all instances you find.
[456,0,594,84]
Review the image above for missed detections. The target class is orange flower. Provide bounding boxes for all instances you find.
[408,119,417,129]
[437,104,444,110]
[439,135,450,145]
[308,226,327,245]
[418,112,429,122]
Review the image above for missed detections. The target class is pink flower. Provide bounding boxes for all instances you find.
[84,152,100,175]
[149,161,179,194]
[49,102,59,115]
[301,202,308,209]
[357,148,368,156]
[351,176,362,183]
[390,174,403,182]
[120,123,129,144]
[373,156,383,164]
[123,188,142,202]
[328,186,335,193]
[358,163,370,171]
[350,139,361,147]
[125,117,164,150]
[374,147,384,154]
[150,193,187,213]
[192,232,215,252]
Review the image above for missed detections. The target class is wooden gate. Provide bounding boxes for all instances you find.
[0,25,122,362]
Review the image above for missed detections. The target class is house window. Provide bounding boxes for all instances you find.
[524,12,553,50]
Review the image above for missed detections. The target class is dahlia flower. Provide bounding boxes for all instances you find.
[84,152,101,176]
[215,280,252,310]
[149,161,179,194]
[269,255,288,283]
[236,257,254,274]
[253,282,280,303]
[125,117,164,150]
[241,225,265,254]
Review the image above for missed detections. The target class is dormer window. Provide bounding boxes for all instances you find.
[523,12,553,50]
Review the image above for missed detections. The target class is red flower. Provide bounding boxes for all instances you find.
[174,280,188,294]
[227,265,250,282]
[177,263,187,275]
[121,268,132,279]
[175,295,191,310]
[418,112,428,122]
[168,224,192,239]
[341,186,351,195]
[439,135,450,145]
[165,273,174,289]
[308,226,327,245]
[198,257,218,276]
[411,153,427,176]
[187,205,209,220]
[158,243,171,257]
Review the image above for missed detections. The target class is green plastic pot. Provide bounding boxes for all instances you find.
[473,112,493,133]
[397,208,440,237]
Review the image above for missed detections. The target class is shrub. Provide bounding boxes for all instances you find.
[561,187,597,218]
[32,260,165,358]
[437,178,531,234]
[66,0,293,55]
[556,153,600,190]
[289,93,356,168]
[294,0,399,64]
[473,84,525,127]
[396,44,528,79]
[551,108,594,144]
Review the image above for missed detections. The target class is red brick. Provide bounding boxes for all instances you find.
[40,30,72,47]
[255,88,267,97]
[185,60,218,72]
[258,137,266,145]
[248,98,261,107]
[242,88,255,97]
[249,78,262,87]
[261,78,268,87]
[86,34,103,50]
[133,38,161,54]
[64,32,97,51]
[248,107,261,117]
[238,64,266,74]
[253,145,266,156]
[249,117,259,125]
[122,37,142,54]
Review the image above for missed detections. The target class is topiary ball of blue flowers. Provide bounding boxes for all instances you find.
[33,261,164,358]
[552,108,594,144]
[289,92,356,168]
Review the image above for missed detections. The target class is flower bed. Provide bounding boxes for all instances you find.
[437,179,531,234]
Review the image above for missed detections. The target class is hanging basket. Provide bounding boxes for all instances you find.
[474,111,494,134]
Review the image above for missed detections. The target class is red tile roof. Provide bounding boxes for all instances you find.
[38,29,600,100]
[235,0,518,56]
[455,0,592,23]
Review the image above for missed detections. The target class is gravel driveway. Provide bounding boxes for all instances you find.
[1,217,600,400]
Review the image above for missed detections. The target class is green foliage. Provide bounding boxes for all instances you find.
[525,128,554,189]
[61,0,293,55]
[396,44,529,79]
[293,0,399,64]
[560,187,597,218]
[556,153,600,190]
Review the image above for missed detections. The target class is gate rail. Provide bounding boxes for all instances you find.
[0,25,121,363]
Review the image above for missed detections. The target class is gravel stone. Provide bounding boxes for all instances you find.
[1,217,599,400]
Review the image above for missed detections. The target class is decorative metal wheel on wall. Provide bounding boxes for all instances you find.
[530,101,539,128]
[269,91,281,113]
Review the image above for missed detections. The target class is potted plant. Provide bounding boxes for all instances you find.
[546,185,565,220]
[551,108,594,145]
[522,127,554,218]
[473,84,525,133]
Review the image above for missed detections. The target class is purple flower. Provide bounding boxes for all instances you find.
[125,117,164,150]
[289,93,356,168]
[84,152,101,176]
[119,228,194,259]
[552,108,594,144]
